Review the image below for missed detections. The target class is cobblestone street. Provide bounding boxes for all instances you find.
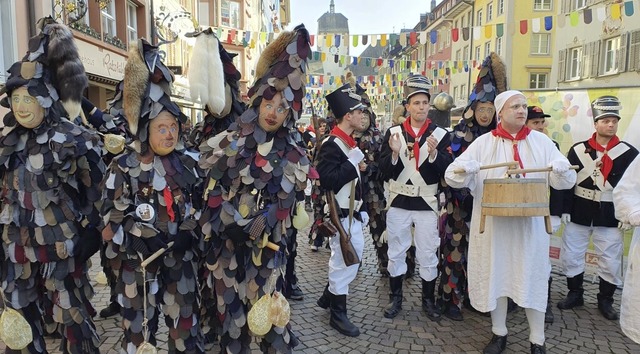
[2,228,639,353]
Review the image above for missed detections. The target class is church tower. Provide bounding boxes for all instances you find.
[317,0,349,80]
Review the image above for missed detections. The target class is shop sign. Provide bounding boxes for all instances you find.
[75,39,127,81]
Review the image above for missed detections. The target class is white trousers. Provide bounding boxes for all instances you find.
[328,217,365,295]
[560,222,623,285]
[386,207,439,281]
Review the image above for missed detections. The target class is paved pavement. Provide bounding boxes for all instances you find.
[2,227,639,353]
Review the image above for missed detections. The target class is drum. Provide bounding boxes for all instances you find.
[480,178,552,233]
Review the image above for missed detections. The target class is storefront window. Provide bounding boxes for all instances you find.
[221,0,240,28]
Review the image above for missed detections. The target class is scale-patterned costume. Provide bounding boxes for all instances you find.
[198,24,311,353]
[0,19,104,353]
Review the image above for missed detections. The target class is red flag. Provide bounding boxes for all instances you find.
[309,35,315,46]
[452,28,459,42]
[520,20,528,34]
[409,32,417,45]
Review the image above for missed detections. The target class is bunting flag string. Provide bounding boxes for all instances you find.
[205,1,635,49]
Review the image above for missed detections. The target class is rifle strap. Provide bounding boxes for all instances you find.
[347,180,355,241]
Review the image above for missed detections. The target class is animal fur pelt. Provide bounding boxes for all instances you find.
[123,41,149,136]
[345,70,356,89]
[188,33,226,115]
[490,52,507,94]
[254,30,297,81]
[46,23,88,119]
[392,105,407,125]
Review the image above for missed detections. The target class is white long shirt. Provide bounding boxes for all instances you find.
[613,156,640,344]
[445,130,576,312]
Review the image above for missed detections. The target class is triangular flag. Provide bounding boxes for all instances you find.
[390,59,394,68]
[377,58,384,67]
[625,0,634,16]
[569,11,579,26]
[452,28,459,42]
[250,38,256,49]
[462,27,470,41]
[584,8,592,24]
[544,16,553,30]
[520,20,528,34]
[430,30,438,44]
[352,35,358,47]
[313,51,320,60]
[335,34,341,48]
[473,26,481,40]
[371,34,378,47]
[496,23,504,37]
[597,7,606,21]
[420,31,427,44]
[484,25,492,38]
[320,52,326,62]
[260,32,268,43]
[339,55,345,66]
[399,33,407,46]
[557,14,566,28]
[409,32,417,45]
[611,3,621,20]
[532,18,540,33]
[352,56,358,65]
[380,34,387,46]
[362,35,368,46]
[325,34,332,47]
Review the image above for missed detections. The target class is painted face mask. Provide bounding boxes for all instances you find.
[148,111,179,156]
[11,86,45,129]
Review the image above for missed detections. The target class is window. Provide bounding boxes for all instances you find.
[70,0,90,25]
[529,73,548,89]
[453,86,458,100]
[531,33,550,55]
[602,37,621,74]
[484,41,491,58]
[487,3,493,22]
[463,45,469,60]
[455,49,461,61]
[568,47,582,79]
[0,1,17,85]
[477,9,483,26]
[461,15,465,28]
[461,84,467,98]
[475,46,481,61]
[629,30,640,71]
[495,37,503,56]
[572,0,587,11]
[534,0,552,10]
[497,0,504,15]
[101,1,116,36]
[126,2,137,44]
[221,0,240,28]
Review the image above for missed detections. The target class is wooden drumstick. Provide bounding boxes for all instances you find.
[507,165,579,175]
[453,161,519,174]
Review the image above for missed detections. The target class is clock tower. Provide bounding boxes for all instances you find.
[317,0,349,82]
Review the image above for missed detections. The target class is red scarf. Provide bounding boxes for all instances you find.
[330,126,357,148]
[587,133,620,183]
[402,117,432,170]
[491,123,531,171]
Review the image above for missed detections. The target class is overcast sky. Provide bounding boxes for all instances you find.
[286,0,439,56]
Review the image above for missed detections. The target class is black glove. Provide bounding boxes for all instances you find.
[171,230,194,253]
[225,222,250,245]
[75,226,102,263]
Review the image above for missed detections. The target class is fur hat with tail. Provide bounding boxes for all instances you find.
[123,41,148,136]
[188,29,226,115]
[45,22,88,119]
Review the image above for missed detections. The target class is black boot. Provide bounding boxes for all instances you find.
[597,277,619,320]
[421,279,441,321]
[99,301,121,318]
[545,277,554,323]
[383,276,403,318]
[530,342,546,354]
[443,304,464,321]
[557,272,584,310]
[329,293,360,337]
[317,283,330,309]
[483,334,507,354]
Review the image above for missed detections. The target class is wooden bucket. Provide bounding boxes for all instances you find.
[480,178,551,233]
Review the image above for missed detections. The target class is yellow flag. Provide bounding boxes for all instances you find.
[611,3,621,19]
[380,34,387,47]
[484,25,492,38]
[326,34,332,47]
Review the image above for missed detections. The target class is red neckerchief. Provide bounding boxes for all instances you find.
[402,117,432,170]
[491,123,531,172]
[587,133,620,183]
[330,126,357,148]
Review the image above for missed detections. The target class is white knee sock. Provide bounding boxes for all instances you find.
[525,308,546,345]
[490,297,509,336]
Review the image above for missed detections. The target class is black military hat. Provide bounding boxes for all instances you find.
[527,105,551,119]
[325,83,365,119]
[404,75,432,101]
[591,95,622,121]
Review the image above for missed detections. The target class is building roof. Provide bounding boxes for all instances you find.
[317,1,349,34]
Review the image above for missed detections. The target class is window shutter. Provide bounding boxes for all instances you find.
[618,32,628,72]
[558,49,566,82]
[582,43,591,78]
[590,40,600,78]
[629,30,640,71]
[562,0,570,13]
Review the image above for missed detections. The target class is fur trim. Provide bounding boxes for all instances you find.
[255,31,297,80]
[490,52,507,94]
[345,70,356,89]
[188,34,226,114]
[392,105,407,125]
[46,23,88,119]
[123,42,149,136]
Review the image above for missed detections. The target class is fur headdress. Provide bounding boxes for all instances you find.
[187,28,226,115]
[463,52,507,120]
[247,24,311,121]
[1,17,87,119]
[123,39,183,142]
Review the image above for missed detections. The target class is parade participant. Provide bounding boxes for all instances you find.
[0,18,104,352]
[308,117,329,251]
[198,24,311,352]
[438,53,504,321]
[378,75,453,321]
[526,105,559,324]
[613,155,640,344]
[315,83,367,337]
[100,39,205,353]
[556,96,638,320]
[445,90,576,354]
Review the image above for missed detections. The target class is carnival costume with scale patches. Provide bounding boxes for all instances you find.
[0,18,104,353]
[198,24,311,353]
[99,39,205,353]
